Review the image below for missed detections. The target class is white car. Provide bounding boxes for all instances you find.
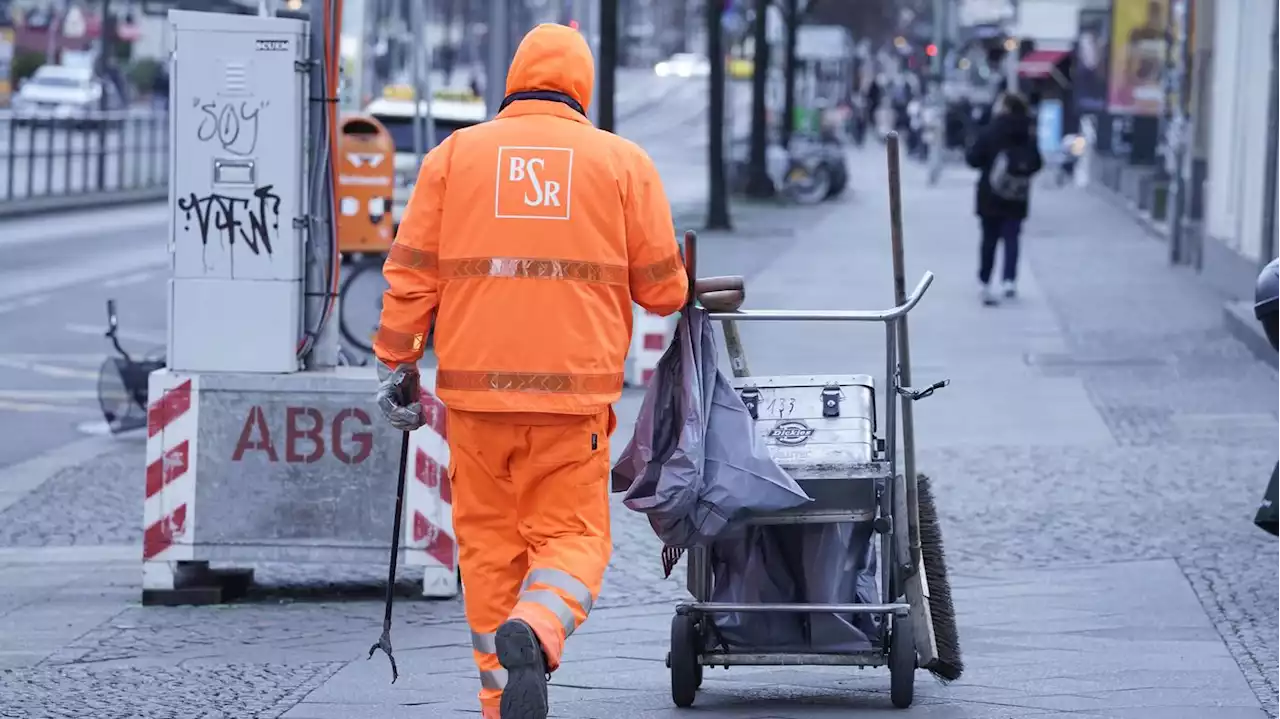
[11,65,116,127]
[655,53,711,79]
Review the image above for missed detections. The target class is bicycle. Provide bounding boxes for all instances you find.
[97,299,166,434]
[339,256,435,362]
[98,297,361,436]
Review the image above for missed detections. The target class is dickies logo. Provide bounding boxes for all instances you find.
[768,420,815,446]
[495,146,573,220]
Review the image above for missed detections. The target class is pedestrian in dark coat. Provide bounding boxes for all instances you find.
[965,92,1043,305]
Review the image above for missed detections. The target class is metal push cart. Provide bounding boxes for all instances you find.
[667,134,948,709]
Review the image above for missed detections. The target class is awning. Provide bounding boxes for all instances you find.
[1018,50,1071,80]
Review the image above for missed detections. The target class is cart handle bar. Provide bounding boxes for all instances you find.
[706,271,934,323]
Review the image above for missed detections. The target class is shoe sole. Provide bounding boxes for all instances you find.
[496,620,549,719]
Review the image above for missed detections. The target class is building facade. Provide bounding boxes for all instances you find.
[1199,0,1278,299]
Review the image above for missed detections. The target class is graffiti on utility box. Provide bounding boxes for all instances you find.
[177,185,281,256]
[232,405,374,464]
[194,96,267,156]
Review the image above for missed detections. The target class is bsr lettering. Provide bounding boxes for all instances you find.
[232,406,374,464]
[508,157,561,207]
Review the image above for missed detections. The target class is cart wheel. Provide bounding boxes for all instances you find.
[670,614,701,708]
[889,616,916,709]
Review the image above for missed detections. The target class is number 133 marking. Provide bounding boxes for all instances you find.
[766,397,796,417]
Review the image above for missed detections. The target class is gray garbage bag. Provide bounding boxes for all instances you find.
[611,306,811,547]
[707,524,882,653]
[706,528,804,650]
[782,523,882,651]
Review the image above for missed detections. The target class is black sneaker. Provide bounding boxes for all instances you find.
[496,619,549,719]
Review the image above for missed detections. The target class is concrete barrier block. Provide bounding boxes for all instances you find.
[141,366,457,603]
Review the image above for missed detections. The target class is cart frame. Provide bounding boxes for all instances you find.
[667,133,945,710]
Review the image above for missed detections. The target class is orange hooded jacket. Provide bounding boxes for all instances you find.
[373,23,688,415]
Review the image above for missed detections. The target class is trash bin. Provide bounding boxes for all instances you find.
[337,114,395,260]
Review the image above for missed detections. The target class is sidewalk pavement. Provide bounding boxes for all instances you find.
[0,149,1275,719]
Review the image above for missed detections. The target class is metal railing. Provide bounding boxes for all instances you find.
[0,108,170,216]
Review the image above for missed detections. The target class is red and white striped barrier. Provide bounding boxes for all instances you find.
[142,373,199,592]
[625,305,677,387]
[404,389,458,598]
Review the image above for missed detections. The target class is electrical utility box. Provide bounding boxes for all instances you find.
[167,10,310,374]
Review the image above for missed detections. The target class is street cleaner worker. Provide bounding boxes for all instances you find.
[370,23,688,719]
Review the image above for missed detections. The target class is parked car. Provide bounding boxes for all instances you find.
[655,53,711,79]
[11,64,124,128]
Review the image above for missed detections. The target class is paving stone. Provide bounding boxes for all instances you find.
[0,662,343,719]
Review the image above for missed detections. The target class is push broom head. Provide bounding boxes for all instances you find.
[917,473,964,682]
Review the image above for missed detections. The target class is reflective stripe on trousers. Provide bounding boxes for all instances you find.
[472,630,505,688]
[513,567,596,639]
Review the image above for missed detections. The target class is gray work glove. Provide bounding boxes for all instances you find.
[375,362,425,432]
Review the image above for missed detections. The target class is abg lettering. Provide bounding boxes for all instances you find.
[231,405,374,464]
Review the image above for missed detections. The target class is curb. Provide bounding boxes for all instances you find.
[0,188,167,219]
[1087,182,1169,242]
[1222,300,1278,369]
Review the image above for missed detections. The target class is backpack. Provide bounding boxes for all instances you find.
[987,145,1036,202]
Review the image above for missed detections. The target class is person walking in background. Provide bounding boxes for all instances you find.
[862,76,882,142]
[965,92,1042,306]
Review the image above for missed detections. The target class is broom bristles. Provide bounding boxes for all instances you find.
[917,473,964,682]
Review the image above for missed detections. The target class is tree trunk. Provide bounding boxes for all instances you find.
[707,0,732,229]
[782,0,799,147]
[745,0,774,198]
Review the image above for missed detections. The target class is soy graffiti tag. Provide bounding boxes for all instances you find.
[194,97,268,156]
[177,185,281,256]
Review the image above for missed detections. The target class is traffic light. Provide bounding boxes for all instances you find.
[925,43,937,57]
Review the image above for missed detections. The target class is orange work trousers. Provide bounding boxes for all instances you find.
[448,407,616,717]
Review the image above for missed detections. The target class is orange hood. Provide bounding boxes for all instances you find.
[504,23,594,113]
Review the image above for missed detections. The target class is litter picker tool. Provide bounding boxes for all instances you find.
[367,369,419,683]
[884,131,963,682]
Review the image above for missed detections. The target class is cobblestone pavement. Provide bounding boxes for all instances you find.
[0,147,1275,717]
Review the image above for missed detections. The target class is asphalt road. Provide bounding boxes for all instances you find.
[0,72,732,469]
[0,112,169,202]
